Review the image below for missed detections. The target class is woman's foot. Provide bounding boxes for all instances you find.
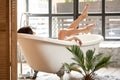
[81,4,89,18]
[84,23,95,34]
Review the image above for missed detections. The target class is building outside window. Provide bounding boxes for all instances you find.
[17,0,120,40]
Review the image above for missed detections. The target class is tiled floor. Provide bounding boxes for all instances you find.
[18,63,120,80]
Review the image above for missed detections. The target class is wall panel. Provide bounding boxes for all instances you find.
[0,0,17,79]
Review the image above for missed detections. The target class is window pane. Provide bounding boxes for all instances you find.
[29,17,49,37]
[52,16,73,38]
[79,0,102,13]
[28,0,48,14]
[105,16,120,39]
[52,0,73,14]
[78,16,102,34]
[105,0,120,13]
[17,0,26,29]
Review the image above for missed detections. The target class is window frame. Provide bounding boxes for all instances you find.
[26,0,120,41]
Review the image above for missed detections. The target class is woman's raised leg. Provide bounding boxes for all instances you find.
[65,23,95,36]
[68,4,89,29]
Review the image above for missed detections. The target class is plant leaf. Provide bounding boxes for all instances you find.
[66,45,86,71]
[94,55,111,71]
[86,49,94,71]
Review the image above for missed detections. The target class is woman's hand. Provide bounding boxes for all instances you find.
[73,36,82,46]
[66,36,82,46]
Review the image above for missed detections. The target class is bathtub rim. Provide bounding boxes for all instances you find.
[17,33,104,47]
[18,33,78,46]
[77,34,104,46]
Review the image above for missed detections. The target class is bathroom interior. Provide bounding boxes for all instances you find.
[17,0,120,80]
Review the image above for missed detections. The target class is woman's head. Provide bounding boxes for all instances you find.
[17,26,33,34]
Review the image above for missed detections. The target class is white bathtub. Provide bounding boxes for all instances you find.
[17,33,103,73]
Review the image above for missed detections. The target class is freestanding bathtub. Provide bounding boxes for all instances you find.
[17,33,103,74]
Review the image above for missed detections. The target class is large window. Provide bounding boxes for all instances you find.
[19,0,120,40]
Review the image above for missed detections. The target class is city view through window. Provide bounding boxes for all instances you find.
[17,0,120,40]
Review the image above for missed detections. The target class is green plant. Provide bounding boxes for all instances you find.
[64,45,112,80]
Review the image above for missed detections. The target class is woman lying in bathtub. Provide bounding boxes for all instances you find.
[58,4,95,45]
[18,4,95,45]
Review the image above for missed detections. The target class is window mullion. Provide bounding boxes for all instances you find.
[74,0,79,20]
[49,0,52,38]
[102,0,105,40]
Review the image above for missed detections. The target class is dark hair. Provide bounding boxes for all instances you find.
[17,26,33,34]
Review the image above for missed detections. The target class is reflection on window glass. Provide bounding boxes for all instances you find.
[79,0,102,13]
[52,16,73,38]
[52,0,73,14]
[29,0,48,14]
[105,0,120,13]
[105,16,120,39]
[29,17,49,37]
